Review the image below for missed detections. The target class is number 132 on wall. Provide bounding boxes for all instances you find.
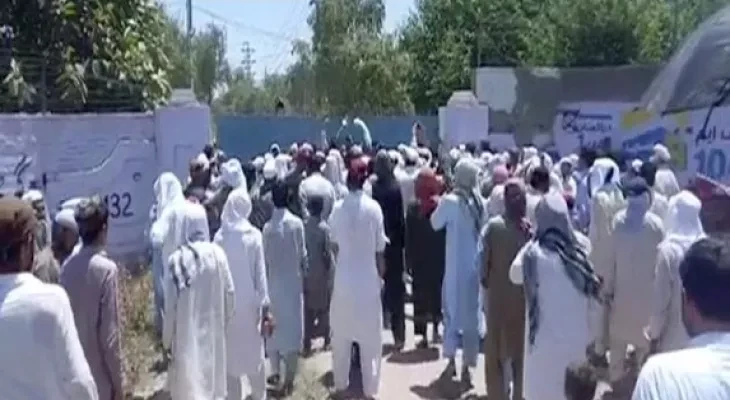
[694,148,730,181]
[102,192,134,219]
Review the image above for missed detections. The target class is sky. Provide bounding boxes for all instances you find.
[162,0,415,80]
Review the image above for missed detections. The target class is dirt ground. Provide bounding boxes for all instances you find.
[128,283,615,400]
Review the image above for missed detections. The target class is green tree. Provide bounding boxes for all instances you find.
[0,0,172,112]
[307,0,413,115]
[192,23,231,104]
[400,0,536,114]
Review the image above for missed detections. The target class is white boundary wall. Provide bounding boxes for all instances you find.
[0,105,210,259]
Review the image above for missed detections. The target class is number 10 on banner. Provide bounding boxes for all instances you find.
[694,148,729,181]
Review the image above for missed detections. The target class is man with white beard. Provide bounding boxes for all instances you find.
[604,177,664,385]
[329,156,386,399]
[645,191,705,353]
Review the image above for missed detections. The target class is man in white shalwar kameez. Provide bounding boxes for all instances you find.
[509,192,603,400]
[329,156,386,399]
[650,144,680,199]
[431,158,485,384]
[644,191,704,354]
[163,202,234,400]
[214,188,272,400]
[604,178,664,383]
[262,180,308,395]
[149,172,186,335]
[587,157,625,355]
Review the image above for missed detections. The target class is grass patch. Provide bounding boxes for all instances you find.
[119,268,159,396]
[116,266,329,399]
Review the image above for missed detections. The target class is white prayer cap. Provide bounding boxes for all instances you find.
[262,160,277,180]
[449,148,461,160]
[651,143,671,163]
[631,158,643,172]
[21,189,44,202]
[220,159,246,190]
[387,149,400,162]
[523,146,538,160]
[61,197,85,210]
[351,145,363,156]
[252,156,265,170]
[289,143,299,153]
[54,208,78,232]
[458,144,466,152]
[397,143,408,153]
[403,147,419,163]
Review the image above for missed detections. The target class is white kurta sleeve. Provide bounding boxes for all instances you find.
[477,222,491,282]
[430,196,450,231]
[509,243,529,285]
[54,288,99,400]
[217,247,235,324]
[646,247,673,341]
[254,234,271,308]
[162,255,178,350]
[150,207,173,249]
[374,203,387,253]
[296,220,309,274]
[603,214,618,299]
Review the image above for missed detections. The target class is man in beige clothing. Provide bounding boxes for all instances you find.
[61,196,124,400]
[481,179,531,400]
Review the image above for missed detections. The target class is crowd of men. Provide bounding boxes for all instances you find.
[1,136,729,400]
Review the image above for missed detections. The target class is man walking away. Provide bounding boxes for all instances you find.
[163,202,234,400]
[303,195,335,354]
[263,180,308,396]
[329,156,387,399]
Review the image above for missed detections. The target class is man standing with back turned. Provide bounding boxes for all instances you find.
[329,156,387,399]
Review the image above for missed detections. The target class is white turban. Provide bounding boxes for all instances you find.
[220,159,247,190]
[54,208,78,232]
[651,143,671,163]
[403,147,419,164]
[252,156,265,170]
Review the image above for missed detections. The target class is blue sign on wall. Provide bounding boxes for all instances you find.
[216,115,439,161]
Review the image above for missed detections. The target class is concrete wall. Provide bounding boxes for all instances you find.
[475,65,662,143]
[0,105,210,258]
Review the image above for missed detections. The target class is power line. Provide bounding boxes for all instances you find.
[192,5,299,43]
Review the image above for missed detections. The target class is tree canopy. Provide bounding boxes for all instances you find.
[1,0,724,114]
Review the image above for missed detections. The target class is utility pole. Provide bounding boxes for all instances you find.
[241,41,255,80]
[186,0,194,89]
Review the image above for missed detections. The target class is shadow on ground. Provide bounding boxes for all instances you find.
[387,347,439,364]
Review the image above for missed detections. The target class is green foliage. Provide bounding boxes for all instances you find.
[0,0,172,112]
[3,0,725,115]
[306,0,413,115]
[400,0,726,114]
